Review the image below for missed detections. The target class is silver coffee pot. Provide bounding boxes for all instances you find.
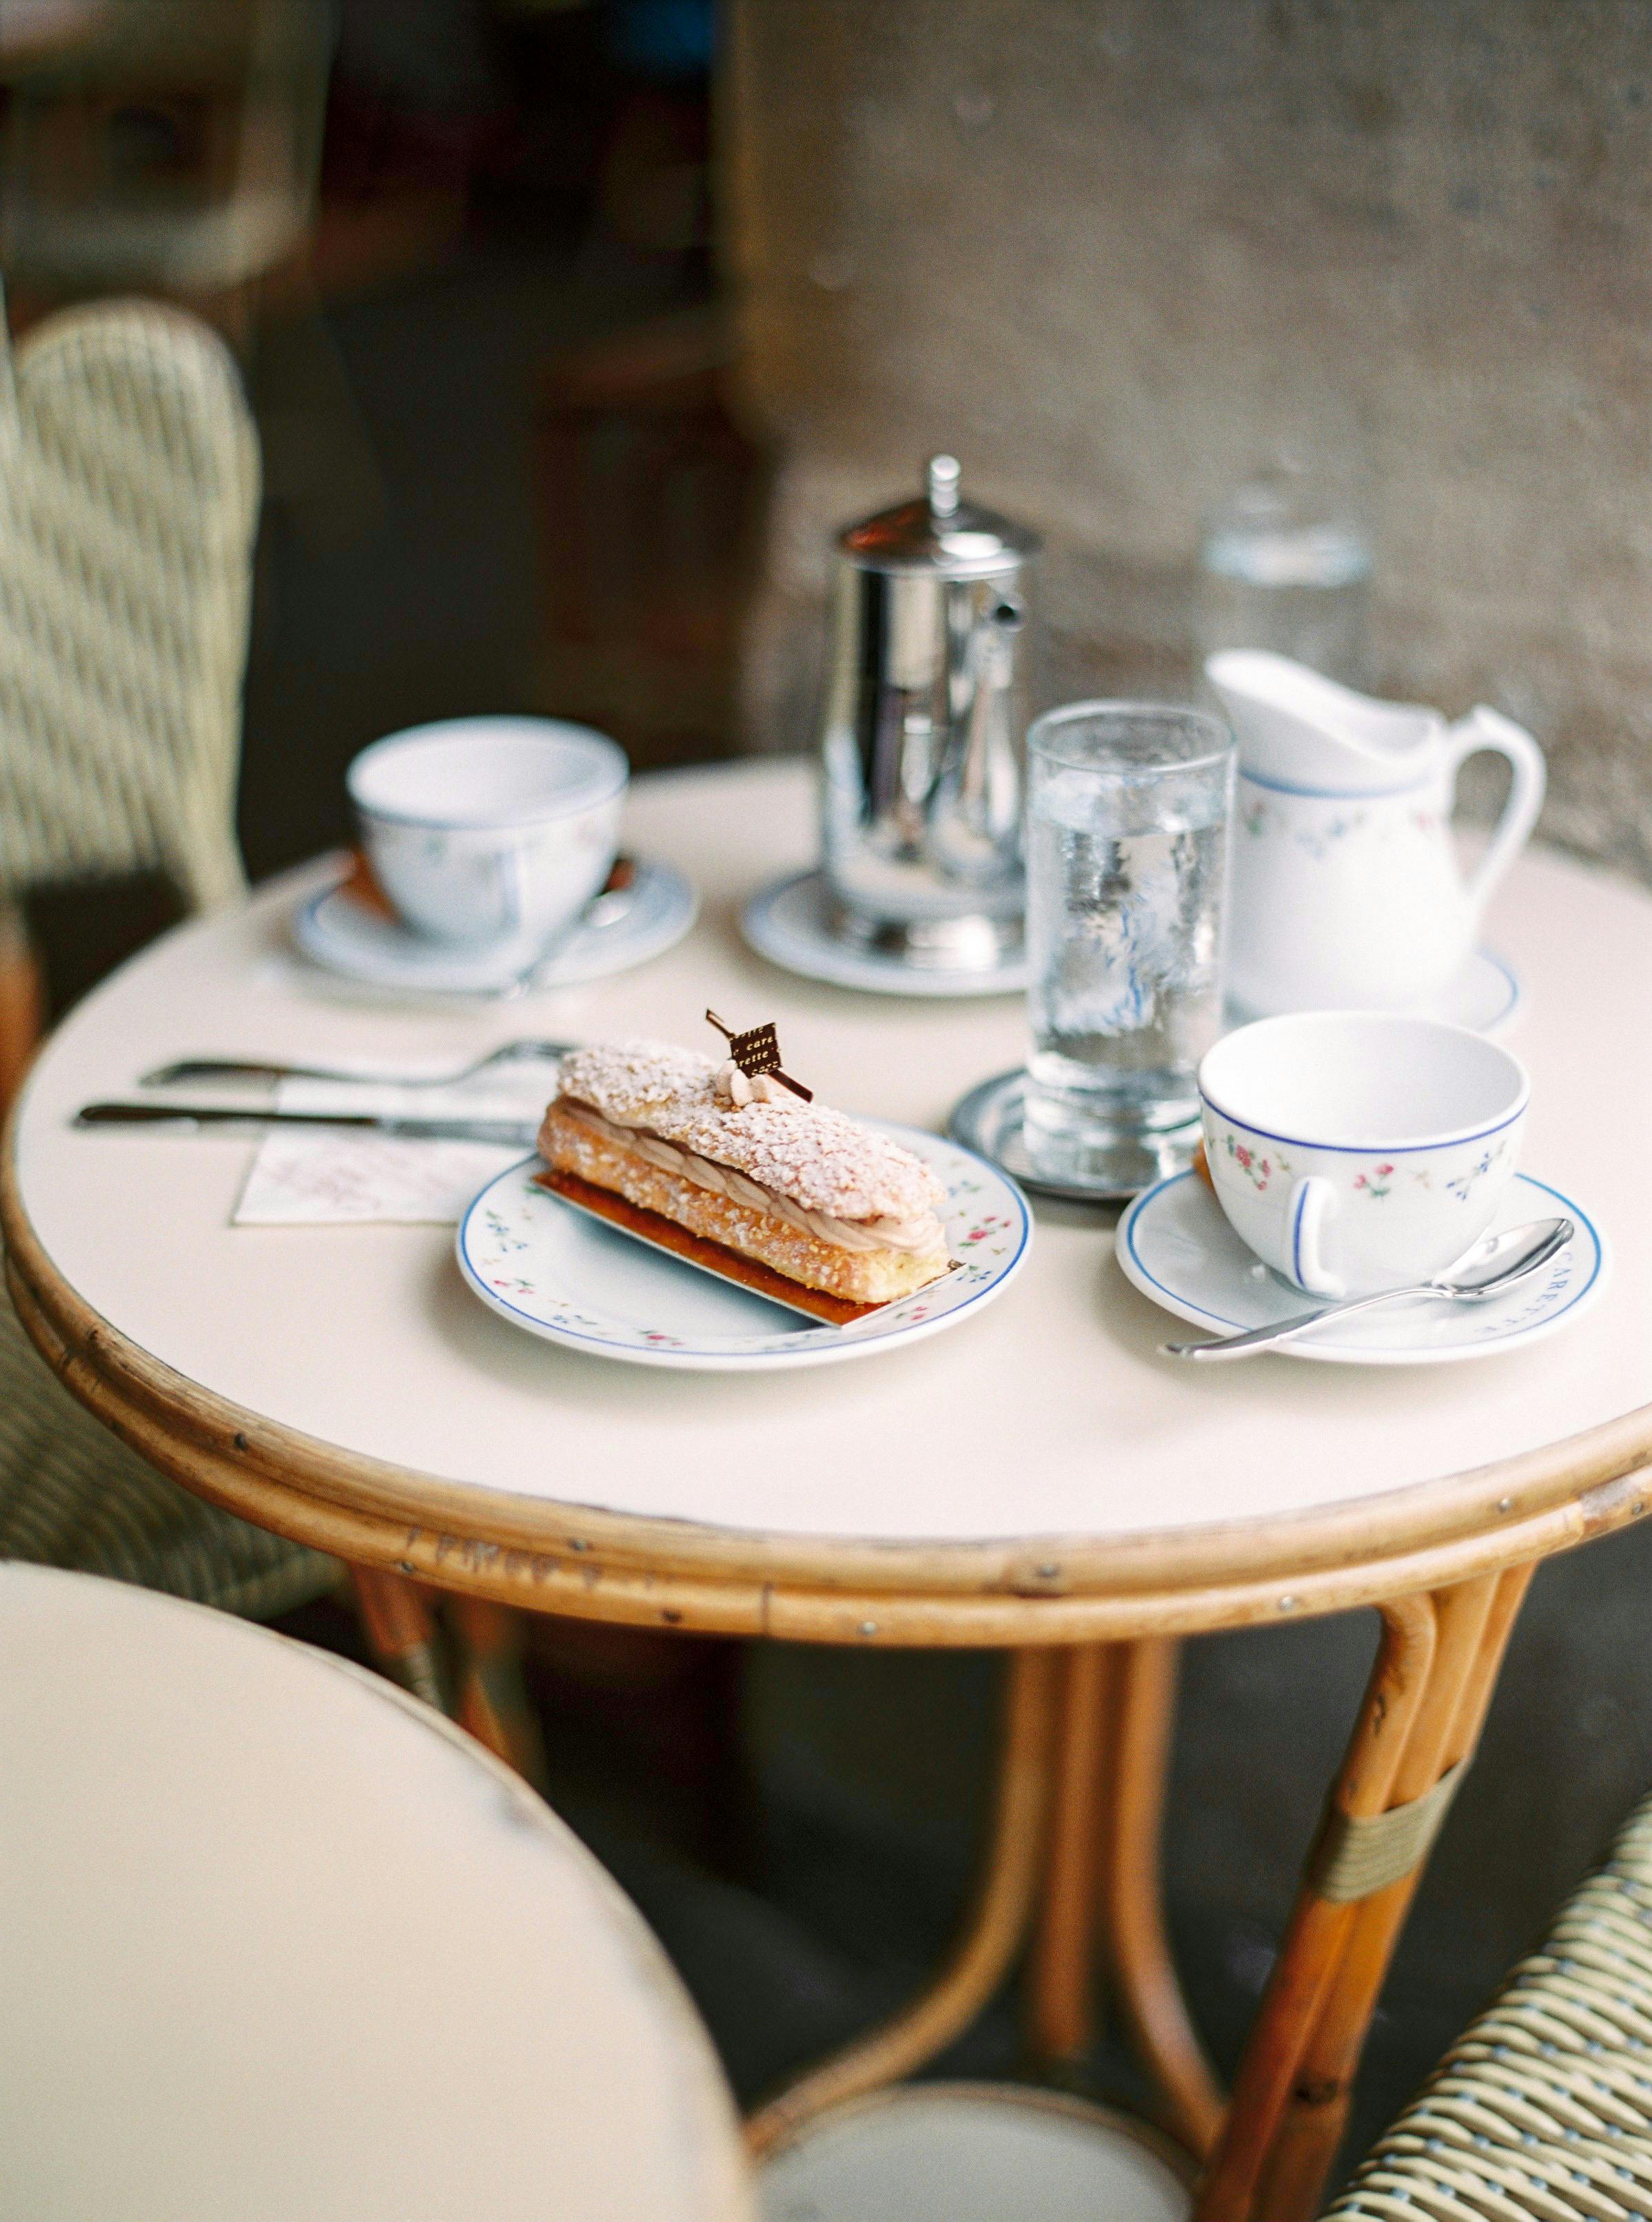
[818,455,1041,970]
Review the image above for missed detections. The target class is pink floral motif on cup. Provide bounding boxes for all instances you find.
[1352,1161,1397,1199]
[1222,1131,1292,1194]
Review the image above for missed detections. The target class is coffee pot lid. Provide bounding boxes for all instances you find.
[839,455,1040,578]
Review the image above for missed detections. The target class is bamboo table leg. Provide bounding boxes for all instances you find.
[1195,1567,1533,2222]
[1024,1638,1224,2165]
[449,1596,549,1794]
[350,1569,546,1784]
[1252,1566,1531,2222]
[745,1646,1061,2158]
[0,899,43,1116]
[1027,1643,1116,2068]
[349,1564,449,1713]
[1195,1592,1439,2222]
[1104,1638,1225,2161]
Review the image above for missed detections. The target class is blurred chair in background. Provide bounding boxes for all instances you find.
[0,288,333,1620]
[0,0,333,301]
[0,0,405,575]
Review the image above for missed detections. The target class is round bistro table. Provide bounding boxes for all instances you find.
[7,759,1652,2222]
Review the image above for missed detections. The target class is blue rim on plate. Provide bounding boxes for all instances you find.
[1115,1169,1606,1366]
[456,1123,1032,1372]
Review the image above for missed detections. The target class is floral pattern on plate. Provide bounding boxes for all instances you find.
[456,1123,1032,1372]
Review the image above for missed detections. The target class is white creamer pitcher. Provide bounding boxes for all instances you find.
[1207,651,1546,1016]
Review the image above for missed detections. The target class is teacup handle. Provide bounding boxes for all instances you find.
[496,846,528,939]
[1287,1176,1344,1298]
[1443,706,1547,921]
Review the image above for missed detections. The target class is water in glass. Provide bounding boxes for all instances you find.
[1023,706,1233,1183]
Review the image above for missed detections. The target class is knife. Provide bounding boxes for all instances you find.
[75,1102,540,1147]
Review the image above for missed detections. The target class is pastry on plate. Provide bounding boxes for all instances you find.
[537,1037,952,1323]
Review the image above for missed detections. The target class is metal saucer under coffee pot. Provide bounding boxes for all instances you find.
[823,894,1022,973]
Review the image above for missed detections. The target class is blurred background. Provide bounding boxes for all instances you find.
[2,0,749,1006]
[6,0,1652,2183]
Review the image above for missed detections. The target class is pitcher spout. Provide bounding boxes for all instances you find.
[1207,649,1441,795]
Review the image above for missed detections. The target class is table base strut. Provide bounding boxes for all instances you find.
[746,1646,1060,2157]
[748,1638,1223,2165]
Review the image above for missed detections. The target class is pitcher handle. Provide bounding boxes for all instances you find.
[1444,706,1547,920]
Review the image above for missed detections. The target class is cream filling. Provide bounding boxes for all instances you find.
[558,1100,946,1256]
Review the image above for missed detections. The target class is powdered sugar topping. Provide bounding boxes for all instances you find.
[555,1040,947,1221]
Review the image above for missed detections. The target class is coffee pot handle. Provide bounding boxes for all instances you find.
[1443,707,1547,921]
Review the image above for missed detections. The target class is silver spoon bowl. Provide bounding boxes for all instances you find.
[1162,1216,1575,1361]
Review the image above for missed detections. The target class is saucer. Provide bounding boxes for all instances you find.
[1115,1169,1606,1365]
[948,1068,1197,1205]
[294,857,695,997]
[1438,948,1520,1035]
[742,871,1030,999]
[456,1126,1032,1372]
[1227,950,1520,1038]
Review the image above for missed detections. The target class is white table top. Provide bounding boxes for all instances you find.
[12,760,1650,1554]
[1,1563,748,2222]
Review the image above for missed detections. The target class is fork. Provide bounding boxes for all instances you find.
[141,1038,576,1089]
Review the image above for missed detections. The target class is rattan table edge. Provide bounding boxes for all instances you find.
[8,1118,1649,1640]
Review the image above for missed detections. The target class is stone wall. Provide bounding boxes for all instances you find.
[722,0,1652,876]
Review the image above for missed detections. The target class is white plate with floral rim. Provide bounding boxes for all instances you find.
[456,1125,1032,1371]
[1115,1169,1606,1365]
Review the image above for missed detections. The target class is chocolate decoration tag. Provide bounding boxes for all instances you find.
[705,1010,813,1101]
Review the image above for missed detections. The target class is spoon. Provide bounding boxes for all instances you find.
[1161,1216,1574,1361]
[142,1038,576,1090]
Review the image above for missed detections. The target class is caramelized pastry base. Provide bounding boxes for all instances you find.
[536,1171,886,1324]
[538,1101,951,1307]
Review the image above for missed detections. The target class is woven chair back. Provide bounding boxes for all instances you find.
[0,292,260,913]
[1329,1793,1652,2222]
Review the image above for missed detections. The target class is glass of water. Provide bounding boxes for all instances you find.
[1023,702,1234,1191]
[1197,471,1373,686]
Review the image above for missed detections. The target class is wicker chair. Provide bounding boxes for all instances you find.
[1328,1793,1652,2222]
[0,287,332,1620]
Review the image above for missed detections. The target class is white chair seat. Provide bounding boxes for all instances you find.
[0,1563,751,2222]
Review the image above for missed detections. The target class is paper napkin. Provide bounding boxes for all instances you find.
[233,1061,560,1226]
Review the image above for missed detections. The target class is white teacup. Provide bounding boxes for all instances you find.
[1199,1012,1529,1298]
[347,717,628,951]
